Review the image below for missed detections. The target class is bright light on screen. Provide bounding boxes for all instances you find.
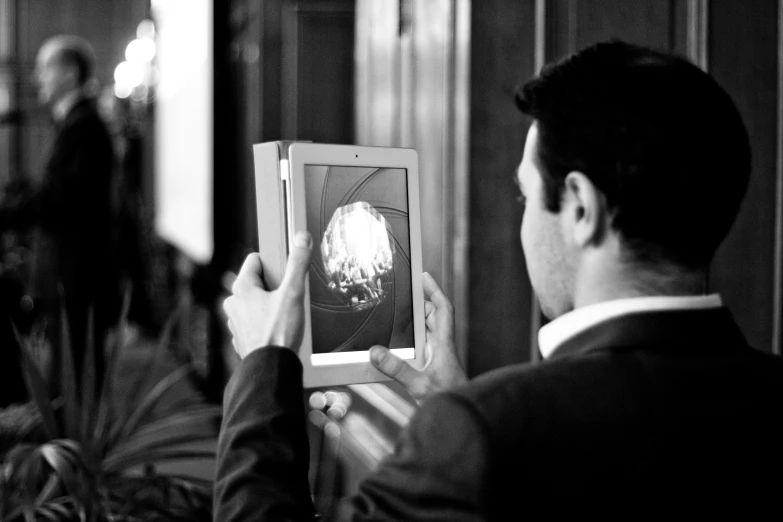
[153,0,213,262]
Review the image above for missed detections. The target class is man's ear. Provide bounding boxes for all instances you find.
[561,171,608,248]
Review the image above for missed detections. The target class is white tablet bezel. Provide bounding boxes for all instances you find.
[286,143,426,388]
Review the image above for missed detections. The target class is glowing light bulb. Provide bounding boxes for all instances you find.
[126,37,157,63]
[137,19,155,40]
[114,61,144,88]
[114,83,132,99]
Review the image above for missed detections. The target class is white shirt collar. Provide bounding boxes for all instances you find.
[52,89,83,122]
[538,294,723,359]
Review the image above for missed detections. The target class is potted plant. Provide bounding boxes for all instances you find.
[0,296,220,521]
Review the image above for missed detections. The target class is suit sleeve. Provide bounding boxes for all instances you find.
[333,392,490,521]
[215,347,489,522]
[214,347,316,522]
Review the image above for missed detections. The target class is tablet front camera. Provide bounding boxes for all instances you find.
[321,201,395,312]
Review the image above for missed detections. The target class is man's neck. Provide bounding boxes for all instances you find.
[572,250,707,309]
[52,88,83,122]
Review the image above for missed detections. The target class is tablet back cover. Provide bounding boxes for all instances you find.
[253,142,287,290]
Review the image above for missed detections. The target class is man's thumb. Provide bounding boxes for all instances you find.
[370,345,417,387]
[281,231,312,293]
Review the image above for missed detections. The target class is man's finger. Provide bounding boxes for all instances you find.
[422,272,452,311]
[426,312,437,332]
[223,295,235,318]
[281,231,313,295]
[234,254,264,293]
[370,345,421,387]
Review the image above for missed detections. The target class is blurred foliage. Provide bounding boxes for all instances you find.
[0,293,221,521]
[0,402,42,455]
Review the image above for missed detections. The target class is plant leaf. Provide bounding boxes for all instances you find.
[34,474,61,507]
[102,447,216,474]
[12,323,58,439]
[37,497,77,521]
[123,304,182,419]
[126,405,220,441]
[111,366,192,444]
[14,444,45,522]
[38,441,88,510]
[93,284,132,457]
[105,433,216,475]
[104,406,220,468]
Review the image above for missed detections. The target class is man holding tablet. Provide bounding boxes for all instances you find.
[216,40,783,519]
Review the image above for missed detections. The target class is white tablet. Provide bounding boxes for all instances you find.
[253,141,426,388]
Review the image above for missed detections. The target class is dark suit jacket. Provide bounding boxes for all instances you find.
[215,307,783,520]
[41,98,116,303]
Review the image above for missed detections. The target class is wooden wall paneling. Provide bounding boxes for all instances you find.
[546,0,678,61]
[243,1,264,251]
[227,0,265,253]
[774,0,783,356]
[214,0,258,269]
[281,1,299,141]
[213,0,235,269]
[670,0,689,58]
[452,0,471,366]
[707,0,779,354]
[410,0,450,290]
[686,0,708,69]
[0,0,11,59]
[353,0,471,364]
[467,0,536,377]
[354,0,472,364]
[281,0,355,144]
[574,0,672,51]
[406,0,471,365]
[354,0,399,147]
[544,0,575,61]
[0,0,16,184]
[398,0,413,149]
[15,1,48,181]
[259,0,282,142]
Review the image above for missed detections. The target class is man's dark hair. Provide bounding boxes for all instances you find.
[515,40,751,268]
[50,35,96,86]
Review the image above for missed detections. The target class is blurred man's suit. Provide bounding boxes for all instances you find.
[215,301,783,519]
[1,96,118,393]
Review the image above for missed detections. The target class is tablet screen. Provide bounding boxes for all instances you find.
[304,165,415,365]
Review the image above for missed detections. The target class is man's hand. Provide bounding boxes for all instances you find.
[223,232,313,359]
[370,272,467,403]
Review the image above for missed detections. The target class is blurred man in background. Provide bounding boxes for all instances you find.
[0,35,119,396]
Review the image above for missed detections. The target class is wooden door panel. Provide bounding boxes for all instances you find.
[707,0,781,354]
[281,0,355,144]
[467,0,537,376]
